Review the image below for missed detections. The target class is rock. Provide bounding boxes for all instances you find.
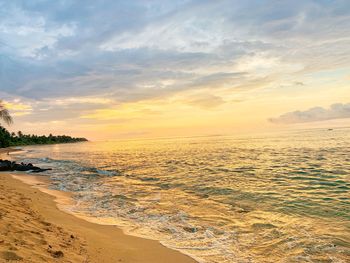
[50,250,64,258]
[31,168,52,173]
[0,160,12,171]
[0,159,52,173]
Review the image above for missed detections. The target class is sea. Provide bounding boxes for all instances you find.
[10,128,350,262]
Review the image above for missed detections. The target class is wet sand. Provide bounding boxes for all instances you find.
[0,171,196,263]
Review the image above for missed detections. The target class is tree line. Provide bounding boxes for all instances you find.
[0,100,88,148]
[0,127,88,148]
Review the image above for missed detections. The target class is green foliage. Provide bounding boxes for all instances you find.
[0,126,88,148]
[0,100,87,148]
[0,126,12,148]
[0,102,13,126]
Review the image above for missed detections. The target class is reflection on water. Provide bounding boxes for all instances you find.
[14,128,350,262]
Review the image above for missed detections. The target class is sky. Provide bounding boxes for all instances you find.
[0,0,349,140]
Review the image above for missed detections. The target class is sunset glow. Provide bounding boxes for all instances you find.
[1,1,350,140]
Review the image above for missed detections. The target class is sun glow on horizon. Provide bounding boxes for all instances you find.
[0,1,349,139]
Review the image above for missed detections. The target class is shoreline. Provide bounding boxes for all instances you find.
[0,172,197,262]
[0,147,22,156]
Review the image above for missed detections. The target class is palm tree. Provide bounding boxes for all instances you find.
[0,100,13,126]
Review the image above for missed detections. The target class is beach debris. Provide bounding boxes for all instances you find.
[0,159,52,173]
[47,247,64,258]
[47,245,64,258]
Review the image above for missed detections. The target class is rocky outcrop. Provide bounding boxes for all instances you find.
[0,160,52,173]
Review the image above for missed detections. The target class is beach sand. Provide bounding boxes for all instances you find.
[0,171,196,263]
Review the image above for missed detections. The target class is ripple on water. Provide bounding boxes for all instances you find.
[11,129,350,263]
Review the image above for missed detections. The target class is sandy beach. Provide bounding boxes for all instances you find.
[0,169,196,263]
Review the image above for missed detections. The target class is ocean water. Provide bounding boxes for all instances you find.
[12,128,350,262]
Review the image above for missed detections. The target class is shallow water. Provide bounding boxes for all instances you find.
[12,128,350,262]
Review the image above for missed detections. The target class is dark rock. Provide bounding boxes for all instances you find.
[51,250,64,258]
[31,168,52,173]
[0,159,52,173]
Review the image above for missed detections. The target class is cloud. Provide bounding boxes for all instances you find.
[1,0,350,133]
[186,94,225,109]
[1,0,350,101]
[269,103,350,124]
[3,100,32,116]
[12,100,110,123]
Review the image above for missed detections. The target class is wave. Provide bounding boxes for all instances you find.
[10,131,350,263]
